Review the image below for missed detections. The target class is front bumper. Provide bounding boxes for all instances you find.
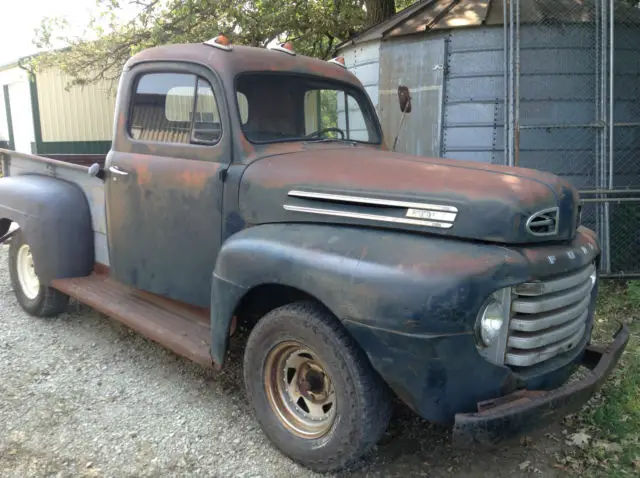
[453,324,629,446]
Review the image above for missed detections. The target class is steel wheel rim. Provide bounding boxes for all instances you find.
[16,244,40,300]
[264,341,337,438]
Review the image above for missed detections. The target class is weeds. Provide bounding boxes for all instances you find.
[560,280,640,477]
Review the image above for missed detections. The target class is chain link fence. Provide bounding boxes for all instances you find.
[503,0,640,277]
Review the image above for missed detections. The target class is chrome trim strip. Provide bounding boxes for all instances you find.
[507,309,589,349]
[515,264,596,297]
[283,205,454,229]
[505,325,586,367]
[512,279,593,314]
[287,190,459,213]
[509,295,591,332]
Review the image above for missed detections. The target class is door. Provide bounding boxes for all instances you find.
[8,81,35,153]
[105,65,230,308]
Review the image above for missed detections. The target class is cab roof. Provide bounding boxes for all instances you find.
[125,42,361,87]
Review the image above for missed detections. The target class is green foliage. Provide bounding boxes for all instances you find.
[319,90,339,129]
[566,280,640,477]
[33,0,416,88]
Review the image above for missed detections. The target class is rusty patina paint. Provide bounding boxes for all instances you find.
[125,44,361,89]
[237,146,578,244]
[453,325,629,446]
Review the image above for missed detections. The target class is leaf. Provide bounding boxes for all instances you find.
[566,431,591,447]
[594,440,623,453]
[519,461,531,471]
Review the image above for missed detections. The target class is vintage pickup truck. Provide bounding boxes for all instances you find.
[0,37,629,472]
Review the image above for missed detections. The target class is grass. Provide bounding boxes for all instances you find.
[559,280,640,476]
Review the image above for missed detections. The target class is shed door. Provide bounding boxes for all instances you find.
[7,82,35,154]
[378,38,445,157]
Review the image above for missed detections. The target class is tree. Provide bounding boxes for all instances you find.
[365,0,396,25]
[33,0,415,88]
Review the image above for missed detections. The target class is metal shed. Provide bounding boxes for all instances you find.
[0,60,116,156]
[336,0,640,276]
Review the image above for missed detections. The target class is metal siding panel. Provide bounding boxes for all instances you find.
[519,101,595,125]
[446,103,498,126]
[447,76,504,102]
[343,42,380,111]
[379,37,445,156]
[519,75,595,101]
[447,50,504,78]
[448,26,503,52]
[445,126,497,149]
[37,67,117,142]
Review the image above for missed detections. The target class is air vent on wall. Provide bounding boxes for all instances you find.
[526,207,559,237]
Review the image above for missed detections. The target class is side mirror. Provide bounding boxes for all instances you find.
[392,85,412,152]
[88,163,105,181]
[398,85,412,113]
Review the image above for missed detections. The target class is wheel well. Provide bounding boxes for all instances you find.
[0,218,11,237]
[232,284,326,333]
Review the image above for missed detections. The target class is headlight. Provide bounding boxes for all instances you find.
[478,300,505,347]
[475,288,512,364]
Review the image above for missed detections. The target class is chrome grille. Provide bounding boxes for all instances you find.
[505,263,596,367]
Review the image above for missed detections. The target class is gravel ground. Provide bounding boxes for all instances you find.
[0,244,569,477]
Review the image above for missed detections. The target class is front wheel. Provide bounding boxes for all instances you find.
[243,302,392,472]
[9,230,69,317]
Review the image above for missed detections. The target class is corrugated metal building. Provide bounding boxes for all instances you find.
[0,59,116,155]
[336,0,640,182]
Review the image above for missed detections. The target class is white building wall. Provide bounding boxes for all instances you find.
[0,87,8,142]
[342,42,381,113]
[0,65,33,153]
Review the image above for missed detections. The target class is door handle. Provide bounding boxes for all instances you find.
[109,165,130,176]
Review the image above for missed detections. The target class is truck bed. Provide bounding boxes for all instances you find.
[0,149,110,266]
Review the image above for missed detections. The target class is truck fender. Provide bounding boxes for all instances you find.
[0,175,94,284]
[210,223,529,366]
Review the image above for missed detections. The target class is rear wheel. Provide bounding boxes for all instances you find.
[9,230,69,317]
[243,301,392,472]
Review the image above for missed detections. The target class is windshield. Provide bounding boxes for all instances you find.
[235,73,381,144]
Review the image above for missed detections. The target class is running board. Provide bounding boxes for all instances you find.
[52,274,213,367]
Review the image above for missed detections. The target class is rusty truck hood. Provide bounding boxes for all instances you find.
[239,145,580,244]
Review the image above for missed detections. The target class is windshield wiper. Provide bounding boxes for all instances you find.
[303,138,358,146]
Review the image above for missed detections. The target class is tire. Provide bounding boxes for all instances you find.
[243,301,392,472]
[8,230,69,317]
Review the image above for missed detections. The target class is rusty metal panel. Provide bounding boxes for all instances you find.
[52,274,213,367]
[379,36,445,156]
[3,150,109,265]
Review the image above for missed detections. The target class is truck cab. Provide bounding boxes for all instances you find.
[0,37,628,472]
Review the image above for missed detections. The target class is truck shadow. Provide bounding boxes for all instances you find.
[218,325,564,477]
[62,302,566,477]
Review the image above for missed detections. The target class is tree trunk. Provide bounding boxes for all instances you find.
[365,0,396,26]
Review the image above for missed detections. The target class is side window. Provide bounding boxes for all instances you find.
[129,72,222,145]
